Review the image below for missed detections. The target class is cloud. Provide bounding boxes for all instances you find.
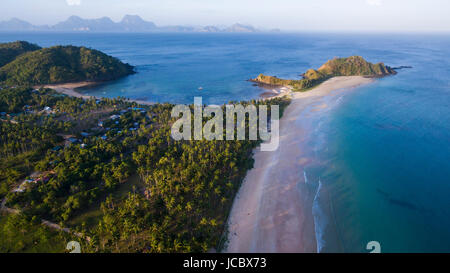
[66,0,81,6]
[366,0,382,6]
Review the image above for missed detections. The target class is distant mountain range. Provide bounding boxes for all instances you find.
[0,15,271,33]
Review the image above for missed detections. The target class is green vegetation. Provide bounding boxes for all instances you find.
[252,56,396,91]
[253,73,324,91]
[0,84,290,253]
[93,100,289,252]
[0,87,67,198]
[0,213,75,253]
[0,41,41,68]
[0,40,293,253]
[0,43,134,85]
[316,56,396,76]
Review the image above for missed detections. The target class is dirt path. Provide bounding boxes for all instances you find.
[2,178,89,241]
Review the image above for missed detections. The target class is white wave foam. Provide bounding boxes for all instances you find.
[312,179,329,253]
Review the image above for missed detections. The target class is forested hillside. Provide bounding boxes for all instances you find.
[0,41,41,67]
[252,56,396,91]
[0,43,134,85]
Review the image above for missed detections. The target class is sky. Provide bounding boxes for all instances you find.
[1,0,449,32]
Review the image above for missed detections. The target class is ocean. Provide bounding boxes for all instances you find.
[1,32,449,252]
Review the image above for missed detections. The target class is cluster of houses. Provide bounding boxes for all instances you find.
[13,172,55,193]
[0,105,56,124]
[96,107,149,138]
[43,106,55,114]
[1,88,57,119]
[49,106,151,152]
[21,104,55,115]
[0,112,19,124]
[55,135,87,149]
[0,112,18,118]
[0,85,17,90]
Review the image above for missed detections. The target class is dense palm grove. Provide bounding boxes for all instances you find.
[0,83,289,252]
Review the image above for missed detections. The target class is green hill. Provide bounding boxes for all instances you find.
[0,41,41,68]
[252,56,396,91]
[0,44,135,85]
[316,56,396,76]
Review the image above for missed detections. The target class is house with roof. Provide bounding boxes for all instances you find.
[52,146,62,151]
[68,138,79,144]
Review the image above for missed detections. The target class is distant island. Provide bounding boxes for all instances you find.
[0,41,134,85]
[251,56,397,91]
[0,15,264,33]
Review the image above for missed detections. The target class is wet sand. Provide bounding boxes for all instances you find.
[225,76,374,253]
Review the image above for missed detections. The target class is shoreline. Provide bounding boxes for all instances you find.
[41,81,291,105]
[225,76,374,253]
[38,82,155,106]
[40,77,374,253]
[259,86,293,100]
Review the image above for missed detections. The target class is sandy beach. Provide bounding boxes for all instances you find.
[260,86,293,100]
[225,76,374,253]
[43,81,291,105]
[40,82,155,105]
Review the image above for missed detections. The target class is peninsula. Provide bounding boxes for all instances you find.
[251,56,396,91]
[227,56,397,253]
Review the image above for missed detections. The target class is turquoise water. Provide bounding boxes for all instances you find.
[323,69,450,252]
[1,32,449,252]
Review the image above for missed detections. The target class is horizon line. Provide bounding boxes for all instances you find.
[2,15,450,34]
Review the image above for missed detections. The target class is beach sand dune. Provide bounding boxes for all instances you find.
[225,76,373,253]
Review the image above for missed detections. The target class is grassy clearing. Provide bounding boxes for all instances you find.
[0,213,75,253]
[67,174,145,229]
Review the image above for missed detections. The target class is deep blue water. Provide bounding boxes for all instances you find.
[1,32,449,252]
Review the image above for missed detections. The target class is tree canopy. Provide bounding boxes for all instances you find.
[0,41,41,68]
[0,84,291,253]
